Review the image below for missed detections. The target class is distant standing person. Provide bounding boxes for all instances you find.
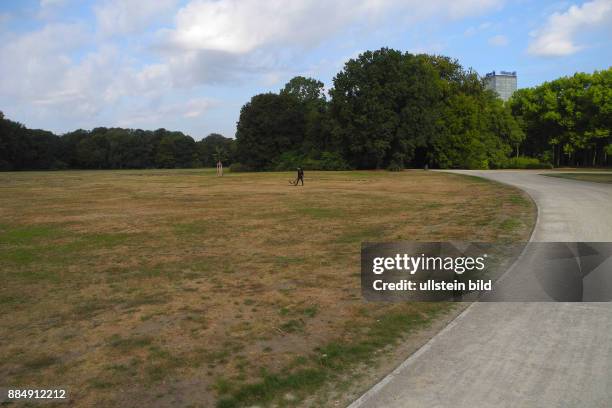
[296,167,304,186]
[216,160,223,176]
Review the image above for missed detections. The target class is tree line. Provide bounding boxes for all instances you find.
[0,112,235,171]
[1,48,610,171]
[234,49,526,171]
[509,69,612,167]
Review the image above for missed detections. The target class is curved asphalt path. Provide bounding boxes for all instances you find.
[349,170,612,408]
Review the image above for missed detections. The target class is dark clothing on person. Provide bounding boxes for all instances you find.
[296,168,304,186]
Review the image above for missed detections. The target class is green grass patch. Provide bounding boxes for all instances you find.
[173,220,215,235]
[23,354,58,370]
[1,247,42,265]
[215,304,451,407]
[1,230,133,271]
[544,173,612,184]
[217,369,327,408]
[71,298,116,319]
[302,305,318,318]
[274,256,306,267]
[279,319,305,333]
[89,378,115,389]
[294,207,345,219]
[0,293,28,306]
[336,225,388,244]
[145,345,184,382]
[458,174,491,184]
[56,232,132,252]
[500,218,522,231]
[0,225,64,245]
[508,194,531,206]
[121,291,169,309]
[108,334,154,351]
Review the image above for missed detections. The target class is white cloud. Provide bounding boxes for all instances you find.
[152,0,505,86]
[0,23,88,102]
[528,0,612,57]
[40,0,66,7]
[162,0,504,54]
[181,98,218,118]
[94,0,178,36]
[443,0,503,19]
[117,98,218,127]
[1,0,506,134]
[0,23,167,122]
[488,34,509,46]
[163,0,364,54]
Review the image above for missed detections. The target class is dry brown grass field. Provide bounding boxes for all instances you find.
[0,169,534,407]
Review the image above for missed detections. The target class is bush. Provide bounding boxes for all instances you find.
[51,160,69,170]
[503,156,552,169]
[465,157,489,170]
[229,162,252,172]
[318,152,350,170]
[273,151,304,171]
[274,151,350,171]
[525,162,553,169]
[0,159,13,171]
[386,160,403,171]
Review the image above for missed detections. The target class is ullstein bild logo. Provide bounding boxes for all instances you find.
[361,242,612,302]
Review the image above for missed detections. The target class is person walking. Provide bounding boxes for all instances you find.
[296,167,304,186]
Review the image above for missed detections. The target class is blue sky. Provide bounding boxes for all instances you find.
[1,0,611,139]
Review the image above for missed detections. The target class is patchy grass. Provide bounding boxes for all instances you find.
[0,224,64,245]
[108,334,154,351]
[293,206,346,219]
[0,169,534,407]
[22,354,59,370]
[500,218,522,231]
[216,304,447,407]
[543,172,612,184]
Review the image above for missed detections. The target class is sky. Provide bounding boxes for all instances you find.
[1,0,611,140]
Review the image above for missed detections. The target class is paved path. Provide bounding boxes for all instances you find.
[349,170,612,408]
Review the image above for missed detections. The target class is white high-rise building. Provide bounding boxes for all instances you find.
[484,71,517,101]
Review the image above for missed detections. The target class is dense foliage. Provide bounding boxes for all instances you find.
[0,112,235,171]
[234,76,336,170]
[198,133,236,168]
[509,69,612,167]
[329,51,442,169]
[235,49,526,170]
[0,112,64,171]
[2,49,610,171]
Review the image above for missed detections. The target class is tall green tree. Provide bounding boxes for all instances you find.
[432,92,515,169]
[197,133,235,167]
[280,76,326,103]
[329,48,442,169]
[510,68,612,167]
[235,93,305,170]
[280,76,331,156]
